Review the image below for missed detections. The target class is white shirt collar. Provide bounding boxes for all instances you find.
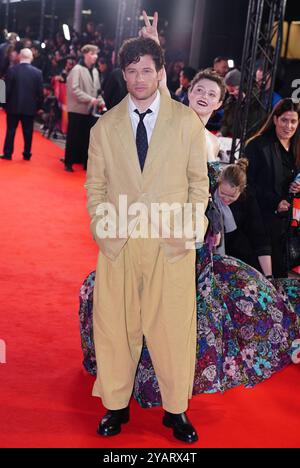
[128,90,160,116]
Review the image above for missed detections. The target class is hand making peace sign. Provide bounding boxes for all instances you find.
[139,10,169,93]
[139,10,159,44]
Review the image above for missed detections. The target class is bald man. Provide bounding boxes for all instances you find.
[0,48,43,161]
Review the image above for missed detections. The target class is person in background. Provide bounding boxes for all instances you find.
[57,56,76,83]
[97,56,112,94]
[213,159,248,254]
[0,32,19,78]
[212,159,273,277]
[0,48,43,161]
[37,84,61,134]
[166,58,184,93]
[102,67,127,110]
[63,44,105,172]
[220,68,242,137]
[245,98,300,278]
[213,56,229,78]
[82,21,97,45]
[175,66,196,106]
[205,57,229,131]
[255,66,282,109]
[31,42,50,81]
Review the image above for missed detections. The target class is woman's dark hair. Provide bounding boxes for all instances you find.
[181,66,197,82]
[118,37,165,72]
[247,98,300,167]
[189,69,226,102]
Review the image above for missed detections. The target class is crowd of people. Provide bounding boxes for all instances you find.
[0,17,282,151]
[1,11,300,445]
[0,18,285,171]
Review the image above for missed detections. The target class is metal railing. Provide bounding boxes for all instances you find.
[231,0,287,161]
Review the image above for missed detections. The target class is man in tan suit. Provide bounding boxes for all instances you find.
[85,37,209,443]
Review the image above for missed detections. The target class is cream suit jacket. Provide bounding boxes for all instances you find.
[67,64,104,115]
[85,90,209,262]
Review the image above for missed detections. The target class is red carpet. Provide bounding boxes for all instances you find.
[0,109,300,448]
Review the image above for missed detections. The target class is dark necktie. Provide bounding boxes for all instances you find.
[134,109,152,172]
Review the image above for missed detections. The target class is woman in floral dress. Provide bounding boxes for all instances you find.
[131,159,300,406]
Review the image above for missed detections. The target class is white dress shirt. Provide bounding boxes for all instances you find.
[128,91,161,144]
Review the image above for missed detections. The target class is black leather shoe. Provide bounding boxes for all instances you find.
[97,407,130,437]
[0,155,12,160]
[163,411,198,443]
[64,164,74,172]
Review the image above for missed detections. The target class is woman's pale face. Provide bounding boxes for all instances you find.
[188,78,222,119]
[218,181,241,205]
[274,111,299,141]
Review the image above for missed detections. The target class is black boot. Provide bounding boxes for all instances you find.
[163,411,198,443]
[97,407,130,437]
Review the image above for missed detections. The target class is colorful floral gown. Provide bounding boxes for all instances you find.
[79,249,300,407]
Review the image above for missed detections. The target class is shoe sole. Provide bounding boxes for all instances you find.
[97,426,121,437]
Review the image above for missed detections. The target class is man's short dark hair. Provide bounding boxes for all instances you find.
[81,44,99,55]
[119,37,165,72]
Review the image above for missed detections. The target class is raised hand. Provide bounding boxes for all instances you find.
[139,10,159,44]
[139,10,169,93]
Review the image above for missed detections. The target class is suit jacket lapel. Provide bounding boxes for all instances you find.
[113,91,173,182]
[83,66,93,86]
[114,95,142,180]
[272,140,283,197]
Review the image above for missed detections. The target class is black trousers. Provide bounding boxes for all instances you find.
[3,113,34,159]
[64,112,98,168]
[265,213,289,278]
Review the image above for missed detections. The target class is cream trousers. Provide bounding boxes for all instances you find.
[92,238,197,414]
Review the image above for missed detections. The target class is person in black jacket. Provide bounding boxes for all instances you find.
[102,67,127,110]
[211,159,273,278]
[0,32,19,78]
[0,48,43,161]
[225,186,273,275]
[244,98,300,277]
